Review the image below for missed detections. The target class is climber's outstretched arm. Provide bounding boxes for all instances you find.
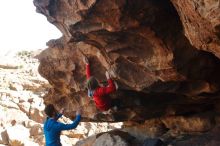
[84,56,91,79]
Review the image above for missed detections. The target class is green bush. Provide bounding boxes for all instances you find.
[17,50,32,58]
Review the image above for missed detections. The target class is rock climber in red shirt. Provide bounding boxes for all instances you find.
[83,56,118,111]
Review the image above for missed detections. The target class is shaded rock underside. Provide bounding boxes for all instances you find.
[34,0,220,143]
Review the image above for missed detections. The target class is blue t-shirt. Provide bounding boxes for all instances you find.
[44,114,81,146]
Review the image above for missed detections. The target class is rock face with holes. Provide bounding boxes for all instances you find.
[0,51,123,146]
[171,0,220,58]
[34,0,220,145]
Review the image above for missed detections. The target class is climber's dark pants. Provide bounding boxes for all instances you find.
[111,98,122,109]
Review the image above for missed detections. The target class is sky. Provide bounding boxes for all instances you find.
[0,0,62,55]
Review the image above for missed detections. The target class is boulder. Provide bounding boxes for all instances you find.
[76,130,137,146]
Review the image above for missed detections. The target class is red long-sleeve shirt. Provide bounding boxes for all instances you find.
[86,64,116,111]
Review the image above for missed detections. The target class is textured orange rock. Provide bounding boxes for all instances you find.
[34,0,220,144]
[171,0,220,58]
